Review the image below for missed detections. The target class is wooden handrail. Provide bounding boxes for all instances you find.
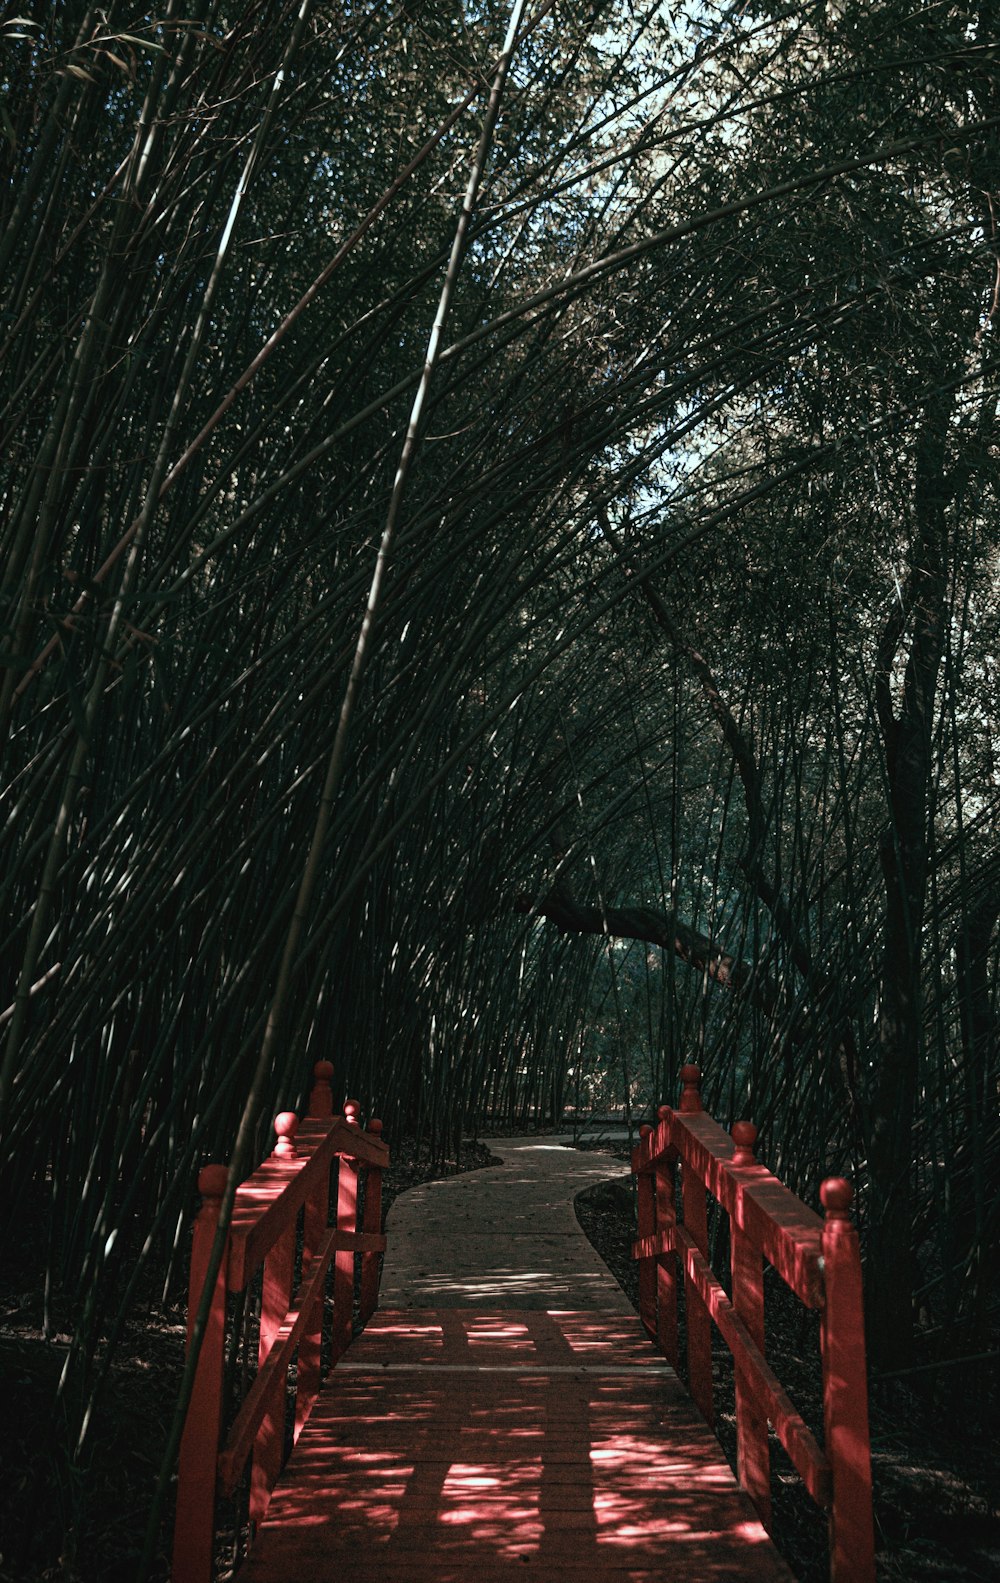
[632,1063,874,1583]
[171,1062,389,1583]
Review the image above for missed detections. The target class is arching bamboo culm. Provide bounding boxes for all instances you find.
[632,1064,875,1583]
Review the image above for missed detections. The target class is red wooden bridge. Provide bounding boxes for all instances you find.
[171,1063,874,1583]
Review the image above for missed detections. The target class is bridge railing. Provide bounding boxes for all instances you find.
[632,1063,874,1583]
[172,1060,389,1583]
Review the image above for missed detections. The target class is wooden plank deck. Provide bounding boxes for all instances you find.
[238,1307,795,1581]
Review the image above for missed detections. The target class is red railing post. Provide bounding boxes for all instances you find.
[679,1062,702,1115]
[821,1179,875,1583]
[308,1058,334,1119]
[654,1104,679,1367]
[173,1163,230,1583]
[636,1123,656,1339]
[333,1098,361,1359]
[360,1117,384,1323]
[678,1064,713,1423]
[250,1113,298,1526]
[730,1121,771,1527]
[296,1063,336,1437]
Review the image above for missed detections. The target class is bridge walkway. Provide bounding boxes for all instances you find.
[236,1138,793,1582]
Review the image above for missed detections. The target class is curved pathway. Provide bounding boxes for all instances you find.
[242,1135,794,1582]
[377,1136,632,1309]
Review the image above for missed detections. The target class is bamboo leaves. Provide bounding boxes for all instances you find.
[1,7,999,1567]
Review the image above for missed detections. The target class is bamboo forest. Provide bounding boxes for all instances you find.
[1,3,998,1580]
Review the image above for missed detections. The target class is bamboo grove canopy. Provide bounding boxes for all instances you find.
[1,0,999,1467]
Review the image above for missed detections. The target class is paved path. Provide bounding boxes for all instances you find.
[377,1136,632,1309]
[240,1137,794,1582]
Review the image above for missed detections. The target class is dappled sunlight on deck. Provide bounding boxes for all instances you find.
[171,1076,871,1582]
[238,1306,793,1582]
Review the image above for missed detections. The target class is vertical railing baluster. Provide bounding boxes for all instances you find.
[821,1178,875,1583]
[360,1117,384,1323]
[250,1113,298,1526]
[678,1063,713,1424]
[654,1105,679,1368]
[730,1120,771,1527]
[333,1099,361,1359]
[296,1062,335,1437]
[173,1163,230,1583]
[636,1123,656,1339]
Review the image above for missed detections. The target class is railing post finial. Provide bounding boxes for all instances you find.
[657,1103,672,1123]
[309,1060,334,1118]
[731,1121,757,1167]
[821,1177,853,1219]
[679,1064,702,1113]
[273,1112,298,1158]
[344,1098,362,1130]
[366,1117,383,1138]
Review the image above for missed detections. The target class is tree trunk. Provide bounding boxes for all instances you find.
[867,390,952,1367]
